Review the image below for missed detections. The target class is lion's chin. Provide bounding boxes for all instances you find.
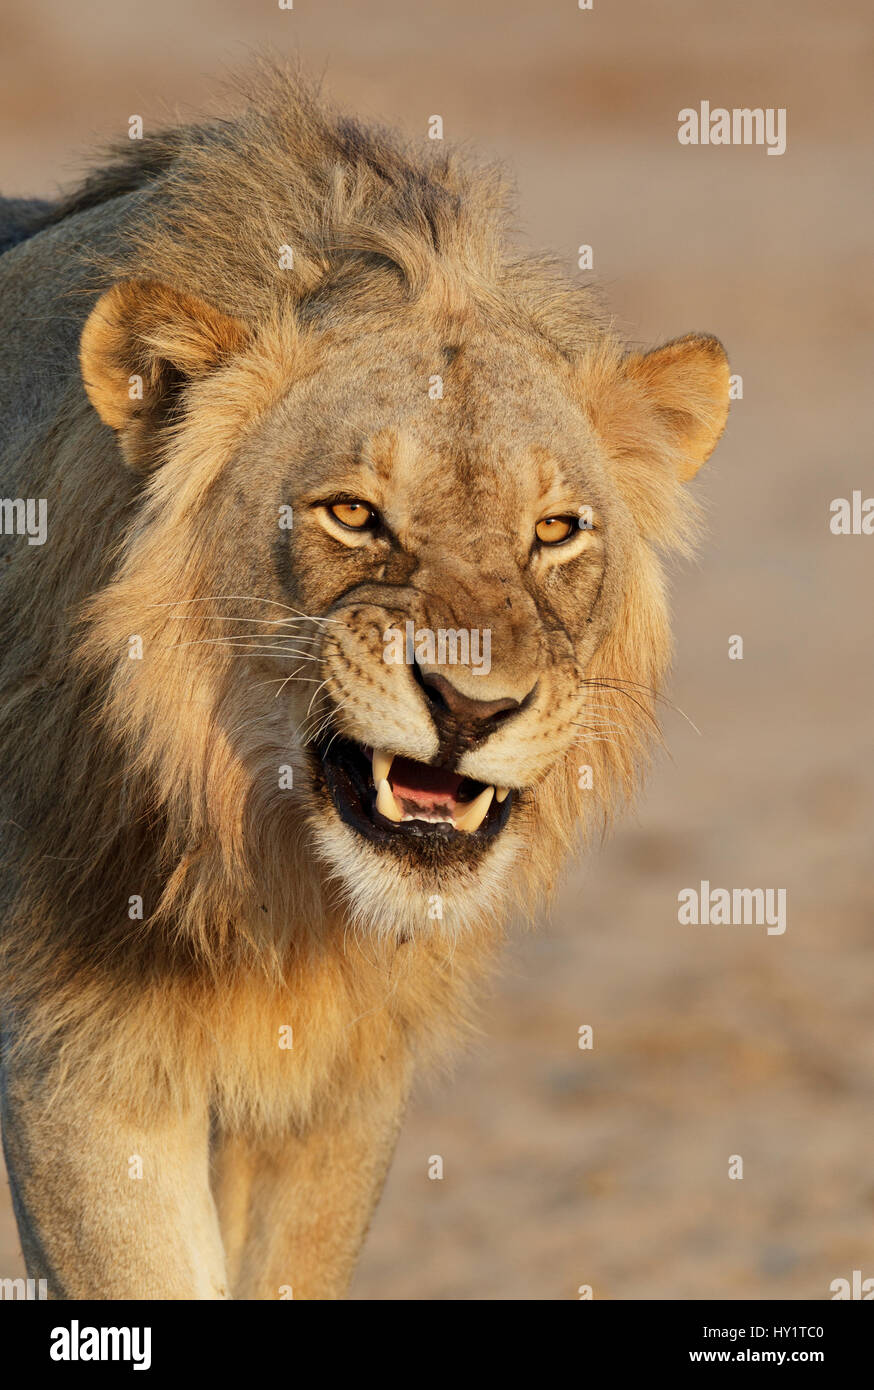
[309,731,514,865]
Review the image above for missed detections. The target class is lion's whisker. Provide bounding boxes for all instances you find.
[163,639,319,659]
[274,662,325,700]
[305,679,333,721]
[146,595,339,623]
[298,696,352,747]
[163,614,323,636]
[583,676,700,733]
[256,675,325,687]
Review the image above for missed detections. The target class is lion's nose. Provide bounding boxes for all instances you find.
[417,669,532,734]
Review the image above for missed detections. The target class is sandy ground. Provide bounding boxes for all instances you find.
[0,0,871,1299]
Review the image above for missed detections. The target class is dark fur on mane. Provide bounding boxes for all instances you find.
[8,64,604,355]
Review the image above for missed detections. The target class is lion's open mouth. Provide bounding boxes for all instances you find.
[312,734,514,850]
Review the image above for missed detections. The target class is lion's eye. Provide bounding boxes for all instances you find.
[535,515,576,545]
[328,501,377,531]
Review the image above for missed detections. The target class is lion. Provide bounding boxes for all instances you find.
[0,68,729,1299]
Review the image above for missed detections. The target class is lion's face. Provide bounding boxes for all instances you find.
[80,280,729,938]
[226,322,630,923]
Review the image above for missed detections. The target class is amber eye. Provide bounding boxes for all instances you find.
[328,501,376,531]
[535,515,576,545]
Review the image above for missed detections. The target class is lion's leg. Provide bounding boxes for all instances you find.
[0,1055,229,1299]
[212,1087,408,1300]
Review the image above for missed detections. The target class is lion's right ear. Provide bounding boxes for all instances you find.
[80,279,251,468]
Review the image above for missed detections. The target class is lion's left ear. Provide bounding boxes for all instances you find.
[619,334,731,481]
[580,333,730,487]
[80,279,251,468]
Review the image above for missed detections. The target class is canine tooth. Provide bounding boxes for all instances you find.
[454,785,495,833]
[496,787,510,803]
[376,778,403,822]
[372,749,394,786]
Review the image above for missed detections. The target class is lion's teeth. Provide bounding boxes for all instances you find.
[372,749,394,786]
[495,787,509,803]
[454,785,495,833]
[376,778,404,822]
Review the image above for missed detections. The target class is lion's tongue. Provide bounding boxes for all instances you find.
[367,747,497,831]
[389,756,463,815]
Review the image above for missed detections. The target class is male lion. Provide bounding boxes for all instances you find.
[0,70,729,1299]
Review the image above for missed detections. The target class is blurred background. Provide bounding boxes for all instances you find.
[1,0,872,1299]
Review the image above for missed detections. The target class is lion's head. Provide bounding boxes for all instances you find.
[75,74,729,950]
